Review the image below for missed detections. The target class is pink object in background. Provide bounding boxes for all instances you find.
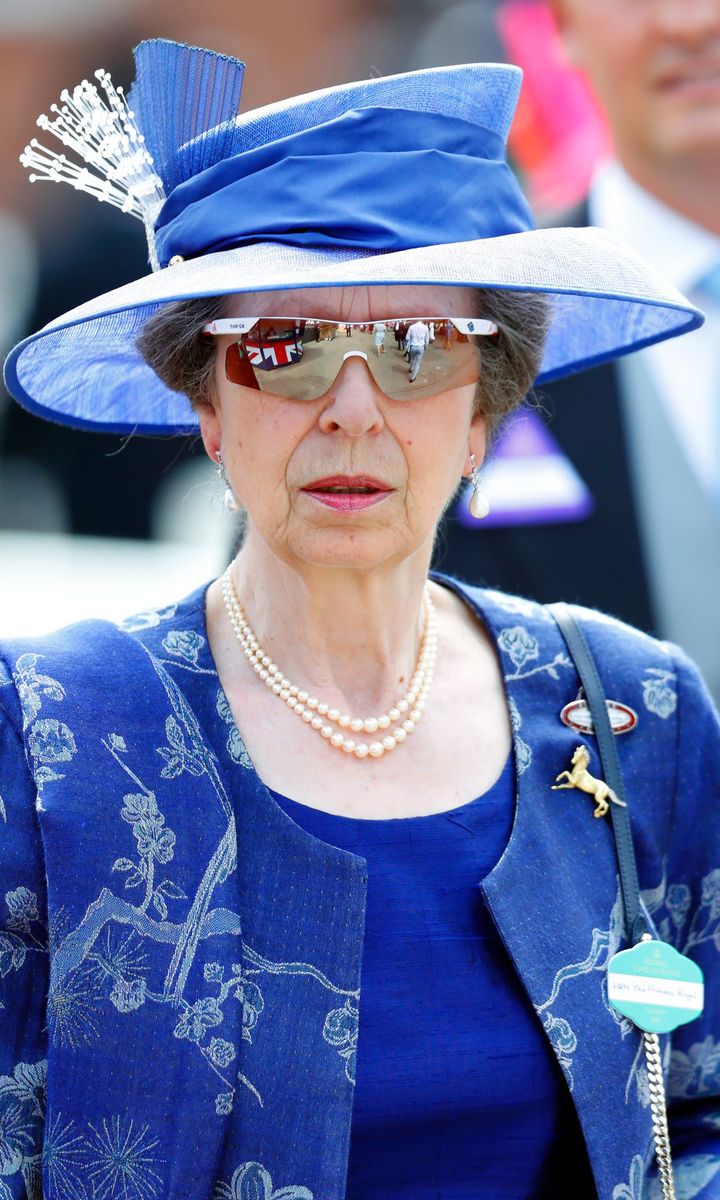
[498,0,612,215]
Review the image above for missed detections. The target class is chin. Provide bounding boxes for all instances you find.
[286,528,415,570]
[654,105,720,156]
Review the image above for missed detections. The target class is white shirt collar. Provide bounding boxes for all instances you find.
[589,160,720,293]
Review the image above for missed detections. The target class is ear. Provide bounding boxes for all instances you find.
[197,400,222,465]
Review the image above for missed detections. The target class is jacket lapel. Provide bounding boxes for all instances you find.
[448,581,655,1199]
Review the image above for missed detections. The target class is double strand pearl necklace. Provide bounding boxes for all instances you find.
[221,567,438,760]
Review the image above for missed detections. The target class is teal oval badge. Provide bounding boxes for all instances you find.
[607,940,704,1034]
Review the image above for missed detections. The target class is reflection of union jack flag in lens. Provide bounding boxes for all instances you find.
[245,335,303,371]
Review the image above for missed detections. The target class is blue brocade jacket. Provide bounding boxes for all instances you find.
[1,577,719,1200]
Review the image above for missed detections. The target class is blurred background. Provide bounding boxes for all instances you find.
[0,0,610,634]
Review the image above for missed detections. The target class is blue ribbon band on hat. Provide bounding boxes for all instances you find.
[154,106,535,267]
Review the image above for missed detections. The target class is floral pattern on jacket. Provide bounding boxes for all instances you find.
[1,577,718,1200]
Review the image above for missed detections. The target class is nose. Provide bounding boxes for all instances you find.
[318,356,385,437]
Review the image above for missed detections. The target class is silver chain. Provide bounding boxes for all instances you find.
[644,1030,676,1200]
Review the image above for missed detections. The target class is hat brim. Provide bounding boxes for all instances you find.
[4,226,703,434]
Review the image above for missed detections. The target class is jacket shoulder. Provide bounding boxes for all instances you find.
[485,586,707,728]
[449,577,677,678]
[0,591,203,731]
[0,590,203,678]
[560,600,674,665]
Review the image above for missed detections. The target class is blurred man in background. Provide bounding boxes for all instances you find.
[437,0,720,701]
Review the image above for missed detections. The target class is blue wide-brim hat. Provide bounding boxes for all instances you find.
[3,39,703,435]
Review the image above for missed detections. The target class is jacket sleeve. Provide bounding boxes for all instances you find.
[656,647,720,1198]
[0,665,49,1198]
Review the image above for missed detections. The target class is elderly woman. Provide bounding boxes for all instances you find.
[1,38,719,1200]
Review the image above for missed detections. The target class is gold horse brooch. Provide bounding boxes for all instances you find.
[552,744,627,819]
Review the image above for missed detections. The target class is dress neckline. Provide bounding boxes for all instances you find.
[266,752,514,824]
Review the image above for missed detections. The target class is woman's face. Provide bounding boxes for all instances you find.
[198,285,486,572]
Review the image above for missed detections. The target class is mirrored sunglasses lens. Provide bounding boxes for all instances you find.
[227,319,480,399]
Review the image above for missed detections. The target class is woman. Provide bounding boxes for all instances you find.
[1,38,719,1200]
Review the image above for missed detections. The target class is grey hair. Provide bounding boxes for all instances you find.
[135,289,551,435]
[136,294,228,410]
[472,288,550,441]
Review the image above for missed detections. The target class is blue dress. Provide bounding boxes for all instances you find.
[267,763,592,1195]
[270,764,596,1198]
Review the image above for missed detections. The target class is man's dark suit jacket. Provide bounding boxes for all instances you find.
[434,203,656,634]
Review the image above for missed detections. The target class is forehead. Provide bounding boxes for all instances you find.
[224,285,477,321]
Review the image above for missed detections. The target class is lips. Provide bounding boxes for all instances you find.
[301,475,394,512]
[656,61,720,93]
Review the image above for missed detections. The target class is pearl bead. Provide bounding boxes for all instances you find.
[222,568,438,765]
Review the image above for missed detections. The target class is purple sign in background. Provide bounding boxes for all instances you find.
[455,408,594,529]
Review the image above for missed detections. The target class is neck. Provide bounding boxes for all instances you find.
[230,532,435,715]
[617,147,720,236]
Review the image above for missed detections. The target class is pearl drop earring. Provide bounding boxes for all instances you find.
[215,450,240,513]
[468,452,490,520]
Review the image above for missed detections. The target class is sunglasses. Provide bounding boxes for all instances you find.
[201,316,498,402]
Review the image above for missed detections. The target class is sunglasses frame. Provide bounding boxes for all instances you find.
[200,316,496,401]
[202,316,499,337]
